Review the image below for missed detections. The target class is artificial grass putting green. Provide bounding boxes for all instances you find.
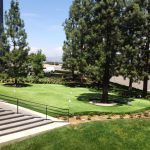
[2,119,150,150]
[0,83,150,115]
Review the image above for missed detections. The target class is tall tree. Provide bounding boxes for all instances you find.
[63,0,79,81]
[0,0,3,32]
[0,31,10,72]
[0,0,4,71]
[63,0,92,81]
[141,0,150,97]
[89,0,122,102]
[5,0,30,85]
[120,2,146,92]
[134,0,150,97]
[63,41,78,80]
[64,0,123,102]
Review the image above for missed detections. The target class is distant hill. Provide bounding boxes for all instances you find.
[46,56,62,63]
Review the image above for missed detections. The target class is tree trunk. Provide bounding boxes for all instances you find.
[0,0,3,31]
[97,80,101,90]
[142,76,148,98]
[102,68,110,103]
[128,78,133,92]
[80,74,84,85]
[142,2,150,98]
[71,68,75,81]
[14,78,17,86]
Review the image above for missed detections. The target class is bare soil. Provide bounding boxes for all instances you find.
[59,110,150,125]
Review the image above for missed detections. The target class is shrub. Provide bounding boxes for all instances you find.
[107,115,112,119]
[76,115,81,120]
[144,112,149,117]
[120,114,125,119]
[87,115,91,120]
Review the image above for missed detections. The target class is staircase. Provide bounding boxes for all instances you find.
[0,107,53,136]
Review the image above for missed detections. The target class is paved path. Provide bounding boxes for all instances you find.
[110,76,150,91]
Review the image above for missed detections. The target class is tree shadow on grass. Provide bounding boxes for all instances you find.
[77,92,133,105]
[3,83,32,88]
[64,80,147,103]
[64,81,91,88]
[109,82,143,98]
[64,81,144,98]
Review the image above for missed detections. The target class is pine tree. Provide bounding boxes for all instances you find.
[120,2,146,92]
[0,31,10,72]
[62,41,78,80]
[4,0,30,85]
[0,0,4,71]
[63,1,78,80]
[63,0,90,81]
[88,0,122,102]
[64,0,123,102]
[140,0,150,97]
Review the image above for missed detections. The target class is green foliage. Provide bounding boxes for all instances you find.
[120,2,146,90]
[25,76,64,84]
[63,0,91,80]
[62,42,78,80]
[0,0,47,86]
[0,29,10,72]
[63,0,150,100]
[29,50,46,77]
[4,0,30,85]
[64,0,123,102]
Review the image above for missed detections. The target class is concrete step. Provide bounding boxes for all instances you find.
[0,109,5,112]
[0,113,24,121]
[0,109,13,112]
[0,120,53,136]
[0,111,14,116]
[0,115,34,126]
[0,118,45,130]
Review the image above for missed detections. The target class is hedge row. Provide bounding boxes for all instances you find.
[0,76,64,84]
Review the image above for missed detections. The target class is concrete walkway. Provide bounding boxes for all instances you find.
[0,101,69,147]
[110,76,150,91]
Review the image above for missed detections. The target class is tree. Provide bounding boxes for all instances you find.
[63,0,91,81]
[88,0,122,102]
[0,31,10,72]
[120,2,146,92]
[0,0,3,35]
[4,0,30,85]
[64,0,123,102]
[139,0,150,97]
[0,0,4,71]
[29,50,46,77]
[63,0,80,81]
[63,41,78,80]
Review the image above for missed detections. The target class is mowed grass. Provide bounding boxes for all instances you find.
[0,83,150,114]
[2,119,150,150]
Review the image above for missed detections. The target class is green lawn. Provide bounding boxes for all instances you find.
[0,83,150,115]
[2,119,150,150]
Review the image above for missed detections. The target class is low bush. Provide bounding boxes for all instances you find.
[0,76,64,85]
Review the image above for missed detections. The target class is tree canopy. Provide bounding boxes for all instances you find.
[63,0,150,101]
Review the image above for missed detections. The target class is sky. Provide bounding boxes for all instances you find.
[4,0,73,62]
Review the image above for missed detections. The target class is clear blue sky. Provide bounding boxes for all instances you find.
[4,0,73,62]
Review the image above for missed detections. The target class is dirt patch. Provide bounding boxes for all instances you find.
[59,110,150,125]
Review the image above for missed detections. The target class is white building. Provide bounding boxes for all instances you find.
[43,64,55,73]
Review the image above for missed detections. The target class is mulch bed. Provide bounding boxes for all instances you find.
[59,110,150,125]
